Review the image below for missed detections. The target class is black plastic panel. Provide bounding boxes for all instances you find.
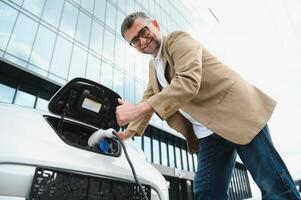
[29,167,151,200]
[44,115,121,157]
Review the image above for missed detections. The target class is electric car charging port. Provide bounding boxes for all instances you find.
[44,115,121,157]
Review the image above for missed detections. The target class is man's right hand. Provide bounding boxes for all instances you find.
[116,129,136,140]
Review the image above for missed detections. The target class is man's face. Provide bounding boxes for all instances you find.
[124,18,162,56]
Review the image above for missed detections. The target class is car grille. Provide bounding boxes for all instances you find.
[29,167,151,200]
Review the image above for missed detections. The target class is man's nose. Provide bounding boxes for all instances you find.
[139,37,147,45]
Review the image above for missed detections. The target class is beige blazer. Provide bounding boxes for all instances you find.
[127,31,276,154]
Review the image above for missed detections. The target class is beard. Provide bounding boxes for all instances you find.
[141,37,161,56]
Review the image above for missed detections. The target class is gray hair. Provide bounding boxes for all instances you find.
[121,11,151,38]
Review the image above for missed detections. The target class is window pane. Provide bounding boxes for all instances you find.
[86,54,100,82]
[0,2,18,50]
[114,37,125,68]
[175,147,182,169]
[0,84,15,103]
[50,35,72,79]
[60,2,78,38]
[117,0,126,12]
[161,141,168,166]
[124,76,134,103]
[124,46,136,75]
[135,55,144,78]
[100,61,113,88]
[153,138,160,164]
[10,0,23,5]
[68,45,87,80]
[90,21,103,55]
[75,11,92,46]
[81,0,94,14]
[135,81,143,103]
[182,149,188,171]
[94,0,106,22]
[188,153,194,172]
[42,0,64,28]
[134,136,142,149]
[105,3,116,30]
[144,136,151,162]
[35,97,48,111]
[113,68,124,98]
[127,0,134,13]
[23,0,45,17]
[102,29,115,61]
[168,144,175,168]
[7,13,38,61]
[116,9,125,34]
[30,25,56,71]
[193,154,198,172]
[14,90,35,108]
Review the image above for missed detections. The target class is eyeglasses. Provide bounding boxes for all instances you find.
[129,26,150,47]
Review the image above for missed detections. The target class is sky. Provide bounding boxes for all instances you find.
[183,0,301,198]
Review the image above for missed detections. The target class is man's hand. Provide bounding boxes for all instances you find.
[116,98,154,126]
[116,129,136,140]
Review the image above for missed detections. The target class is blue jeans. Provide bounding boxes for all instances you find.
[194,125,300,200]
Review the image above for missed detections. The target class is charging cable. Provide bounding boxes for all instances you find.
[88,129,149,200]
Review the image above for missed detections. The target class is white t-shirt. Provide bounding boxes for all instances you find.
[151,40,213,139]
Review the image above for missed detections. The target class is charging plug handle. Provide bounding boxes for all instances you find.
[88,128,116,147]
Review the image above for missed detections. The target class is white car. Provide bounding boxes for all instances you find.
[0,78,169,200]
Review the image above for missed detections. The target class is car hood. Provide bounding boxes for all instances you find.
[0,103,168,195]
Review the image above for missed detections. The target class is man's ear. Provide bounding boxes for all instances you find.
[151,20,160,31]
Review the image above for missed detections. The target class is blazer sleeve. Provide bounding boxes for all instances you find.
[146,32,203,120]
[126,80,154,136]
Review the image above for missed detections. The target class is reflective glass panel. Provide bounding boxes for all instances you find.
[135,81,143,103]
[168,144,175,168]
[50,35,73,79]
[182,149,188,171]
[124,76,134,103]
[23,0,45,17]
[60,2,78,38]
[175,147,182,169]
[68,45,87,80]
[153,138,160,164]
[94,0,106,22]
[75,11,91,46]
[35,97,48,111]
[113,68,124,98]
[86,54,100,82]
[134,136,142,149]
[105,2,116,30]
[0,2,18,51]
[100,61,113,88]
[81,0,94,14]
[144,136,151,162]
[14,90,35,108]
[161,141,168,166]
[102,29,115,61]
[0,84,15,103]
[42,0,64,28]
[124,46,135,75]
[7,13,38,62]
[115,11,124,36]
[90,21,103,55]
[193,154,198,172]
[114,37,124,68]
[127,0,134,13]
[188,153,194,172]
[30,25,56,71]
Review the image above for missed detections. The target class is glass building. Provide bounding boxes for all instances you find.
[0,0,252,199]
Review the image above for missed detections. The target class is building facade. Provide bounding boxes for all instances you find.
[0,0,252,199]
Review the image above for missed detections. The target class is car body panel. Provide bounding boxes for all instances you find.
[0,103,168,199]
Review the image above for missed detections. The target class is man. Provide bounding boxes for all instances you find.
[116,11,300,199]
